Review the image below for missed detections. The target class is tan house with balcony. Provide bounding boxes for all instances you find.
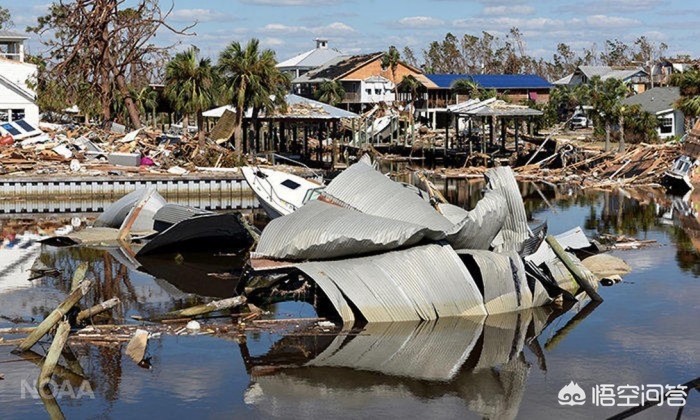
[292,52,436,112]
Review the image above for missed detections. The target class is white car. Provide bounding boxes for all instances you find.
[570,114,589,130]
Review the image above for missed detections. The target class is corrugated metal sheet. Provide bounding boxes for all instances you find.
[297,243,487,323]
[322,161,454,232]
[255,200,443,260]
[307,317,485,381]
[299,267,356,323]
[484,167,532,253]
[460,250,519,314]
[153,203,209,227]
[94,187,164,228]
[443,191,508,250]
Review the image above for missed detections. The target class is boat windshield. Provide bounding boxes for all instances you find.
[303,187,325,204]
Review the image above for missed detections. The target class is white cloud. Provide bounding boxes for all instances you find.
[262,37,285,47]
[262,21,354,36]
[483,5,534,15]
[169,9,233,23]
[240,0,341,5]
[585,14,639,28]
[397,16,445,28]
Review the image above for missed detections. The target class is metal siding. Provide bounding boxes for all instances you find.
[323,161,454,232]
[485,167,531,253]
[444,191,508,250]
[255,200,439,260]
[297,266,356,323]
[297,243,486,323]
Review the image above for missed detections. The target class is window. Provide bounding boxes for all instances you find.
[0,110,7,122]
[365,89,372,95]
[11,109,25,121]
[659,117,673,134]
[374,89,381,95]
[281,179,301,190]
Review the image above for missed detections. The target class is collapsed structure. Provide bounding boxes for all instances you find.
[248,161,602,323]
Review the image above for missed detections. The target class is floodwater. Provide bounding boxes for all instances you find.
[1,183,700,419]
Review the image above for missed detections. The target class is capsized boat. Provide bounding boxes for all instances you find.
[662,155,697,194]
[241,166,325,219]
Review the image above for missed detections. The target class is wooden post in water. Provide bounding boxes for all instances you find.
[15,280,93,353]
[76,297,121,323]
[70,263,88,292]
[38,320,71,389]
[545,235,603,302]
[150,296,247,321]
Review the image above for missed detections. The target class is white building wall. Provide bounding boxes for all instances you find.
[359,79,395,104]
[0,59,39,127]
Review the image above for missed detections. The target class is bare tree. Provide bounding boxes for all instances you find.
[28,0,195,128]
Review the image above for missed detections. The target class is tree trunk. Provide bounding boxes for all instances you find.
[234,109,244,161]
[197,111,205,149]
[605,120,611,152]
[107,51,142,129]
[618,113,625,153]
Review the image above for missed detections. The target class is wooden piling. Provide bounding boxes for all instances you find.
[38,320,71,389]
[14,280,93,353]
[545,235,603,302]
[70,263,89,292]
[156,296,247,320]
[76,297,120,323]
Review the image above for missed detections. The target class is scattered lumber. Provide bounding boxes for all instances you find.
[38,320,71,389]
[14,280,93,353]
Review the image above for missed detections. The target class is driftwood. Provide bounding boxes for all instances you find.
[70,262,89,292]
[546,235,603,302]
[14,280,93,353]
[38,320,71,389]
[125,329,149,364]
[76,297,121,323]
[145,296,247,321]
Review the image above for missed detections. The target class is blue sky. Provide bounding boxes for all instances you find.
[6,0,700,64]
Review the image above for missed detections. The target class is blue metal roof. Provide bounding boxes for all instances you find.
[426,74,552,89]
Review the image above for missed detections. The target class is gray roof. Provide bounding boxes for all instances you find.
[578,65,647,82]
[622,86,681,115]
[0,30,28,40]
[292,55,350,84]
[276,93,359,119]
[277,44,343,70]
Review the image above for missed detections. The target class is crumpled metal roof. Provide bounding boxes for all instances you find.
[296,243,487,323]
[485,167,532,253]
[442,191,508,250]
[322,161,454,232]
[254,200,443,260]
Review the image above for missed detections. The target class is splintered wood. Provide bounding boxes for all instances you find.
[513,142,679,188]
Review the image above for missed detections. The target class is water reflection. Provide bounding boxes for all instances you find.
[243,306,569,419]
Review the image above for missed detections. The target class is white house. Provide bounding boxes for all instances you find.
[0,30,39,127]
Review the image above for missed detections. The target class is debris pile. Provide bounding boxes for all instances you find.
[245,161,625,323]
[0,121,241,176]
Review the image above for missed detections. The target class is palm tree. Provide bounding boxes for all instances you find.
[164,47,216,147]
[381,45,401,102]
[315,80,345,106]
[218,39,288,159]
[452,77,481,100]
[589,76,628,152]
[670,68,700,131]
[133,86,158,126]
